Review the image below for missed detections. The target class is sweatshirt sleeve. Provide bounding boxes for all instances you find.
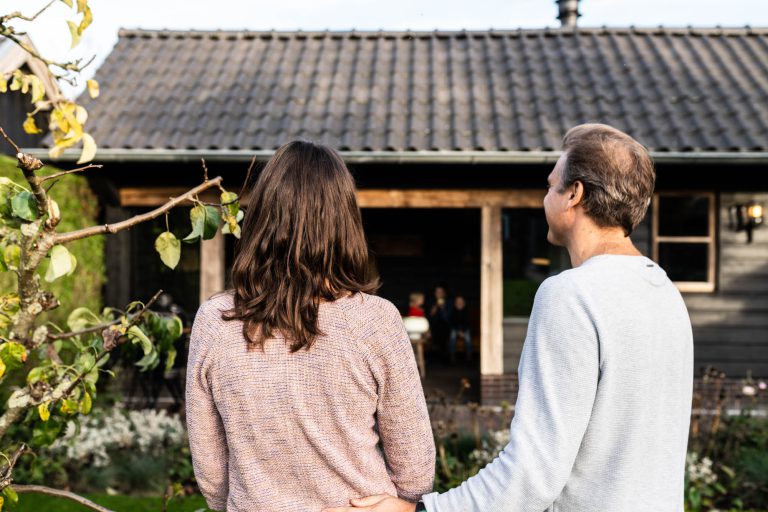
[369,300,436,502]
[185,301,229,511]
[423,275,599,512]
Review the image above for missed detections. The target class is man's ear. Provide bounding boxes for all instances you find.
[568,181,584,207]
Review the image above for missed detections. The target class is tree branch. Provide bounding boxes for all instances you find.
[46,318,120,341]
[12,485,114,512]
[54,177,223,244]
[0,444,28,489]
[0,126,47,219]
[39,164,103,183]
[0,125,21,154]
[0,1,57,24]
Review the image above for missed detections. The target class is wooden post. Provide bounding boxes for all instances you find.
[199,229,225,303]
[481,205,504,376]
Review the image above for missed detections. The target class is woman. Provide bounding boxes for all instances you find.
[185,141,435,512]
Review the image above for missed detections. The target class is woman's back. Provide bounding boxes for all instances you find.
[186,291,435,512]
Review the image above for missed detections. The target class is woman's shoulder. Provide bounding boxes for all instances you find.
[194,290,235,325]
[337,292,402,324]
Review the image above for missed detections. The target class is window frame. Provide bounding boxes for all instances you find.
[651,191,717,293]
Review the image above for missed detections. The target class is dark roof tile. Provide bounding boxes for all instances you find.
[78,27,768,153]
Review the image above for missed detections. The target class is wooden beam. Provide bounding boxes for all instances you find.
[120,187,545,209]
[199,229,225,303]
[480,205,504,376]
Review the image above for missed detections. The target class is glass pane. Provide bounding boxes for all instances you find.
[501,209,570,316]
[658,195,710,237]
[658,243,708,282]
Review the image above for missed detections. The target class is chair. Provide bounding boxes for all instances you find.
[403,316,429,379]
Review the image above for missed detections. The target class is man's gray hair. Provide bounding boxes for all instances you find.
[560,124,655,236]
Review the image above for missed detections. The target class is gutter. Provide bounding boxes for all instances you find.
[22,147,768,165]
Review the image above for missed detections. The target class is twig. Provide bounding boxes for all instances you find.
[61,290,163,398]
[240,155,258,199]
[12,485,114,512]
[46,318,121,341]
[201,158,209,182]
[39,164,103,183]
[0,1,57,23]
[0,444,28,489]
[54,177,223,244]
[0,125,21,154]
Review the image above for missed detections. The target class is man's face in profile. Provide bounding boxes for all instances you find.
[543,154,570,247]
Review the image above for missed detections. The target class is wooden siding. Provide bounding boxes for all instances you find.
[0,90,45,155]
[684,192,768,377]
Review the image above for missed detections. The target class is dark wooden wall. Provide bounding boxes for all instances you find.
[684,192,768,378]
[0,90,45,154]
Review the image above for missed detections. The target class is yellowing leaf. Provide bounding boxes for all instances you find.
[60,0,74,7]
[48,144,66,160]
[9,71,23,92]
[28,75,45,103]
[77,0,87,13]
[45,244,77,282]
[23,115,42,135]
[0,358,5,379]
[155,231,181,269]
[38,402,50,422]
[60,398,78,415]
[0,75,7,93]
[67,20,82,48]
[79,392,92,414]
[79,5,93,32]
[86,79,99,99]
[77,133,97,164]
[75,105,88,125]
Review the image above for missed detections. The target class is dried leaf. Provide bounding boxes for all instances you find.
[77,132,97,164]
[67,20,82,48]
[23,115,42,135]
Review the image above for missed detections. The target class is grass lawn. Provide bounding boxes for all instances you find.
[14,493,211,512]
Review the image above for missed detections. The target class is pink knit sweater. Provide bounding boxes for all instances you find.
[185,291,435,512]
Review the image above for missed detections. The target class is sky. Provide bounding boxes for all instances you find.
[4,0,768,97]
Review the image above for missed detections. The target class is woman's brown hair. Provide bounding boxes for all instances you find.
[224,140,379,351]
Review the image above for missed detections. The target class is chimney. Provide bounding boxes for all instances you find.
[556,0,581,28]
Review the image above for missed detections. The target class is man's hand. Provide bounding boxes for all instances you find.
[321,494,417,512]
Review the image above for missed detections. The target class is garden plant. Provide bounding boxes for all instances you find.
[0,2,245,510]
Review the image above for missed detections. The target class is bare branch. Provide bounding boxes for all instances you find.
[54,177,223,244]
[39,164,103,183]
[0,1,57,24]
[0,125,21,155]
[46,318,120,341]
[201,158,209,182]
[0,444,28,489]
[12,485,114,512]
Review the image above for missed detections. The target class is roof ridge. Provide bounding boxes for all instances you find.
[116,26,768,39]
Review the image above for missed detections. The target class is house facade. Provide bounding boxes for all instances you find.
[29,27,768,405]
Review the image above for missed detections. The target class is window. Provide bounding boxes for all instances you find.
[652,192,716,292]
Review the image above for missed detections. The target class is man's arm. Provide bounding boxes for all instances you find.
[423,276,599,511]
[185,303,229,511]
[325,275,599,512]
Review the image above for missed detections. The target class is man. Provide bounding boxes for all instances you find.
[324,124,694,512]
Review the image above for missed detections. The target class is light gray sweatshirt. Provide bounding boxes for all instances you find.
[423,255,694,512]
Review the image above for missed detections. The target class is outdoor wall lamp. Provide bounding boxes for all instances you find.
[728,202,764,243]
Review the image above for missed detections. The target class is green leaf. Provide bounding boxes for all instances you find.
[202,206,221,239]
[11,191,38,221]
[38,402,50,422]
[183,205,205,242]
[164,347,177,373]
[31,417,63,447]
[165,315,183,340]
[76,351,96,371]
[67,20,82,48]
[0,342,27,370]
[135,350,159,372]
[66,306,99,332]
[2,484,18,505]
[45,244,77,282]
[127,325,152,355]
[155,231,181,269]
[27,366,47,384]
[3,245,20,270]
